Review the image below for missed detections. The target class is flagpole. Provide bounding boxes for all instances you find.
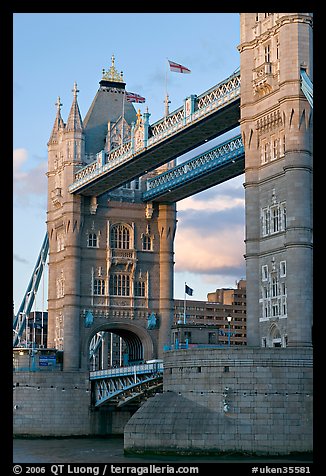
[184,282,186,325]
[165,58,168,98]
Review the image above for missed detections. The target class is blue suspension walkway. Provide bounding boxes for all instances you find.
[142,134,244,203]
[90,361,163,407]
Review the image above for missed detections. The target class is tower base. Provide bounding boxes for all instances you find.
[124,347,313,455]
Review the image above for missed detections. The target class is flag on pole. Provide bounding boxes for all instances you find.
[125,91,146,103]
[185,284,194,296]
[168,60,191,74]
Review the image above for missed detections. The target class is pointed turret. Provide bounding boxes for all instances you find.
[48,96,64,144]
[66,82,83,131]
[83,55,137,155]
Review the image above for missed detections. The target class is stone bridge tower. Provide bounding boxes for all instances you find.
[46,56,176,371]
[239,13,313,348]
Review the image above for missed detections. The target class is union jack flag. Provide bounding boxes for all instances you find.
[125,91,146,103]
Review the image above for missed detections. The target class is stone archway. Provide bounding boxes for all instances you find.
[269,323,282,348]
[81,320,155,370]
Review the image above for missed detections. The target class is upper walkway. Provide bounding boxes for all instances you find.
[68,71,241,197]
[142,133,244,203]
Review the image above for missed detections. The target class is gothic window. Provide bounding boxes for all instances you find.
[109,274,130,296]
[271,276,278,297]
[264,44,271,63]
[88,232,98,248]
[134,280,146,297]
[111,224,131,249]
[272,137,278,160]
[262,208,270,236]
[272,303,279,317]
[142,235,152,251]
[280,202,287,230]
[262,141,269,163]
[281,296,287,316]
[93,278,105,295]
[280,260,286,278]
[261,202,286,237]
[270,206,279,233]
[262,265,268,281]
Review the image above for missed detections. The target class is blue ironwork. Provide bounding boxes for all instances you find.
[300,69,313,108]
[68,71,240,195]
[13,233,49,348]
[142,134,244,202]
[90,361,163,407]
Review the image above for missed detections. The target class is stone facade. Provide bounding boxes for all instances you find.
[13,371,137,436]
[239,13,313,347]
[124,347,313,454]
[46,60,177,371]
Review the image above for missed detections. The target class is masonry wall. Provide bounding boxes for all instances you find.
[13,371,134,436]
[124,347,313,455]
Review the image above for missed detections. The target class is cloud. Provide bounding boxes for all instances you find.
[175,223,245,274]
[174,182,245,276]
[13,253,29,264]
[13,148,47,205]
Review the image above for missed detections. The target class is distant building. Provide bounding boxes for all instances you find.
[26,311,48,348]
[172,279,246,347]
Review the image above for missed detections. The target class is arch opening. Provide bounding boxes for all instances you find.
[86,322,155,371]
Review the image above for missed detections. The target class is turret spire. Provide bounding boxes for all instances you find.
[48,96,64,144]
[66,82,83,131]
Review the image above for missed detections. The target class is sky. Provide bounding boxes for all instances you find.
[13,12,245,313]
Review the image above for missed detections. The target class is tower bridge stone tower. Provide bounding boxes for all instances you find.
[239,13,313,348]
[14,15,313,450]
[46,56,176,371]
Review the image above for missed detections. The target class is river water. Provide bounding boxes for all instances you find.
[13,437,313,464]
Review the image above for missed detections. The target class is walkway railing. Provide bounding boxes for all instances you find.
[90,361,163,380]
[91,361,163,407]
[142,134,243,202]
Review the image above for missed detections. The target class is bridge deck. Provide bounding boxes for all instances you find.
[69,73,240,197]
[142,134,244,203]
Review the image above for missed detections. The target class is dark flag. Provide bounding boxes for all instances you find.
[185,284,194,296]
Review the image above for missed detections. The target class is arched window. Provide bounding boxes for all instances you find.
[135,281,146,297]
[111,224,130,249]
[88,233,98,248]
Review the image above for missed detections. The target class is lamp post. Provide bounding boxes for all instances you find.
[226,314,232,348]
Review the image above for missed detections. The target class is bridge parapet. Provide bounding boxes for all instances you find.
[143,134,244,202]
[148,71,241,144]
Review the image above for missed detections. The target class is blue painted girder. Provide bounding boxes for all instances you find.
[142,133,244,203]
[13,233,49,347]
